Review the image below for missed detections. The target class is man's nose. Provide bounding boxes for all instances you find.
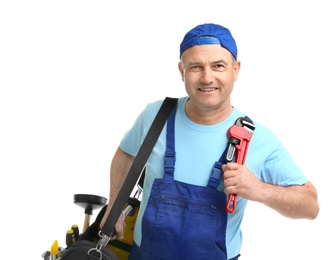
[200,68,214,84]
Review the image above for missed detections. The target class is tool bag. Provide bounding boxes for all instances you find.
[73,198,139,259]
[73,180,143,259]
[54,97,178,260]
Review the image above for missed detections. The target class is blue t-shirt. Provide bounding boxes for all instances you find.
[120,97,307,258]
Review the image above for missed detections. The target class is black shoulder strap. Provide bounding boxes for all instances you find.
[101,97,178,237]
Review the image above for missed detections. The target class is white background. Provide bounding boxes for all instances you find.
[0,1,330,259]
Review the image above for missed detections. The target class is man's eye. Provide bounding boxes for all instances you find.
[189,66,201,71]
[214,64,226,71]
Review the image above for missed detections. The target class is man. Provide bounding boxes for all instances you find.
[101,23,319,260]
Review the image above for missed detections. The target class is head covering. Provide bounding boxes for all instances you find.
[179,23,237,59]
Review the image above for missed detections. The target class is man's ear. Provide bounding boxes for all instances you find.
[233,60,241,81]
[178,61,184,82]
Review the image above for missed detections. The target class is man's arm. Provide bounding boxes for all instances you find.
[222,163,320,219]
[256,180,319,219]
[100,146,135,238]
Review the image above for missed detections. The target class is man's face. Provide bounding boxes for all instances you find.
[178,44,240,114]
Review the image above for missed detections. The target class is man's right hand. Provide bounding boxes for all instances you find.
[112,211,126,240]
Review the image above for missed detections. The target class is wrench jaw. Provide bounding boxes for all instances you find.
[235,117,256,132]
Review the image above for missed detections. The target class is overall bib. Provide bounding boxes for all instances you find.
[129,105,230,260]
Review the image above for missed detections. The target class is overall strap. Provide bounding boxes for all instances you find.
[164,102,177,180]
[208,152,227,189]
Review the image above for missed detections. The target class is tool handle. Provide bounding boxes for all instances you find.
[66,229,75,247]
[226,194,237,213]
[225,144,241,214]
[123,204,133,218]
[71,224,79,241]
[83,214,91,233]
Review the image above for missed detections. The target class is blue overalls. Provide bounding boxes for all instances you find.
[129,105,234,260]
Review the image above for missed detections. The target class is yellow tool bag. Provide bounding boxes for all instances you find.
[76,195,141,260]
[42,193,141,260]
[69,185,142,259]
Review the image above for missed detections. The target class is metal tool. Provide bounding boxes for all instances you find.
[225,117,255,213]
